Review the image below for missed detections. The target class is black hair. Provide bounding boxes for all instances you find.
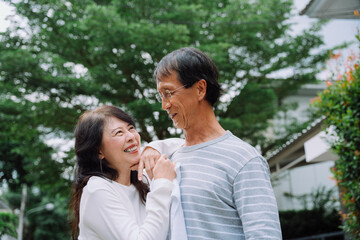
[154,47,222,106]
[69,105,149,239]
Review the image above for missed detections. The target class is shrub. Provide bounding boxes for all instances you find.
[279,186,341,239]
[0,211,18,238]
[280,208,341,239]
[312,41,360,238]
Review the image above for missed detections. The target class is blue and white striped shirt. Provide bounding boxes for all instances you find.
[151,131,282,239]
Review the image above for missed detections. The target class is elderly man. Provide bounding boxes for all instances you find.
[139,47,282,239]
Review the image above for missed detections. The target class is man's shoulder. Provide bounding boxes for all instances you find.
[218,131,262,160]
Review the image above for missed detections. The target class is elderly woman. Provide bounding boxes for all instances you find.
[70,105,176,240]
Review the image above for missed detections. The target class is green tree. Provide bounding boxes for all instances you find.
[2,186,71,239]
[1,0,329,145]
[0,0,330,238]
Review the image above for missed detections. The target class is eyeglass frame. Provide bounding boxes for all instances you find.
[155,84,188,102]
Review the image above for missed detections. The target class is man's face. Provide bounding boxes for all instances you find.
[156,72,196,130]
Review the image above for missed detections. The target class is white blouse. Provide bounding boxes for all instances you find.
[78,176,174,240]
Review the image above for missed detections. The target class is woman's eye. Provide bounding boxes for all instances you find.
[115,130,123,135]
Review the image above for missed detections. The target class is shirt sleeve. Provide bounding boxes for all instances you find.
[81,179,174,240]
[145,138,185,157]
[233,156,282,240]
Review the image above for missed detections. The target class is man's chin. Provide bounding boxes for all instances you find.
[173,121,182,129]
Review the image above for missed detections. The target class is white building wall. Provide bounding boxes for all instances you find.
[272,161,337,211]
[269,82,338,211]
[282,95,314,122]
[268,83,327,140]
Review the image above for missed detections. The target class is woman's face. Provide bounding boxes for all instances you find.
[98,117,141,174]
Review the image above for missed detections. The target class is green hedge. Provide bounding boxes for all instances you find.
[279,208,341,239]
[279,186,341,239]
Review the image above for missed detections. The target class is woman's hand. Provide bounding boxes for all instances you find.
[153,154,176,181]
[138,147,161,180]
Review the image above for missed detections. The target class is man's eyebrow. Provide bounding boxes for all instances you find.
[158,86,171,91]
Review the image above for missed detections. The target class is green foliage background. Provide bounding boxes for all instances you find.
[0,0,330,238]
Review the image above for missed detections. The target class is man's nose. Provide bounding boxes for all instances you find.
[161,99,171,110]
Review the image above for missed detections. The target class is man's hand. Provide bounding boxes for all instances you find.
[138,147,161,181]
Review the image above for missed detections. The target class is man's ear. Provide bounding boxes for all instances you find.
[197,79,207,101]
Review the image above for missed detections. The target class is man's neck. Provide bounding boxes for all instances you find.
[183,109,226,146]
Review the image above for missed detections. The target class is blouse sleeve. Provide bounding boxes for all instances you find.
[81,179,174,240]
[145,138,185,157]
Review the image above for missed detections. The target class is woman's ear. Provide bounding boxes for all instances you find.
[197,79,207,101]
[98,150,104,160]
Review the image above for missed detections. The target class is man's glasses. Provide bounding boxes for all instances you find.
[156,84,188,102]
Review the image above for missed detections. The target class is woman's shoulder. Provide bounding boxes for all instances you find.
[85,176,114,194]
[85,176,137,195]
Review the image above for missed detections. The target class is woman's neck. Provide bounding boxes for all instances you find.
[116,170,131,186]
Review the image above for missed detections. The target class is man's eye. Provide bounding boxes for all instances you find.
[165,92,172,98]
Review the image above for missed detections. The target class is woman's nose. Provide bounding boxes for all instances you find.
[125,131,136,141]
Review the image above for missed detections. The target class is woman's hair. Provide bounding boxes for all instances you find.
[69,105,149,240]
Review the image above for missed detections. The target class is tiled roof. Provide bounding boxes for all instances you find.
[299,0,316,15]
[267,116,326,161]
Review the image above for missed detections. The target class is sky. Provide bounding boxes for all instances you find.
[292,1,359,49]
